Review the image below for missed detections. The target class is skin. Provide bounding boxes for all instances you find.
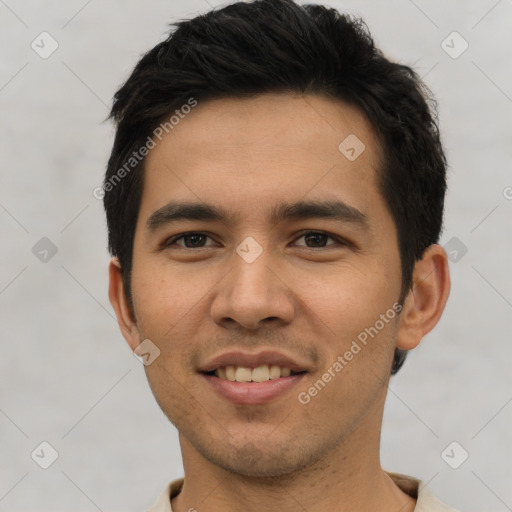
[109,93,450,512]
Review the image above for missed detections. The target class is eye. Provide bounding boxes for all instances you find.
[162,230,348,250]
[293,231,346,249]
[163,232,216,249]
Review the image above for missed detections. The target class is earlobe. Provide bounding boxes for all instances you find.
[396,244,451,351]
[108,258,140,351]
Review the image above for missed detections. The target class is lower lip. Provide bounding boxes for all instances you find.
[201,373,307,405]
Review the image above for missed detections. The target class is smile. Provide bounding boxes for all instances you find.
[201,369,307,405]
[207,364,305,382]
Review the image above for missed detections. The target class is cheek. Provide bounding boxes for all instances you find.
[294,261,401,339]
[130,258,201,342]
[295,264,401,393]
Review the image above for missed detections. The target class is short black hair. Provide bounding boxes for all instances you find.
[103,0,447,375]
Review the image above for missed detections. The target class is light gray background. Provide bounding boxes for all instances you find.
[1,1,511,511]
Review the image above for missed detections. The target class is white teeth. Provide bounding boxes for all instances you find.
[251,365,270,382]
[214,364,296,382]
[269,364,281,379]
[225,366,236,381]
[234,366,252,382]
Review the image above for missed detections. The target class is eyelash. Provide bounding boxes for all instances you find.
[162,230,348,250]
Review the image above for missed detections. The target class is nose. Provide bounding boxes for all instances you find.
[210,246,296,330]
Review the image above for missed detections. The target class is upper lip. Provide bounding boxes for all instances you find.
[198,350,312,373]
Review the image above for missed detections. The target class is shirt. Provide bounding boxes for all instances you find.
[146,471,460,511]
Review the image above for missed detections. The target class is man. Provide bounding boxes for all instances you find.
[104,0,456,510]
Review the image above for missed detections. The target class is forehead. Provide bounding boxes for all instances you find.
[138,93,384,229]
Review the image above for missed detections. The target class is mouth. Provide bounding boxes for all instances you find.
[201,364,307,382]
[200,365,308,405]
[197,350,312,405]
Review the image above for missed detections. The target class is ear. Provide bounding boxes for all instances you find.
[108,257,140,351]
[396,244,451,350]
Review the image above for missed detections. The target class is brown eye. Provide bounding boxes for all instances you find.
[294,231,344,248]
[164,232,216,249]
[304,233,329,247]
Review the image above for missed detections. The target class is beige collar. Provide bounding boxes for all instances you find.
[146,471,459,512]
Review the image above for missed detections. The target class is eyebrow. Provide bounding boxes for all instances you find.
[146,199,370,233]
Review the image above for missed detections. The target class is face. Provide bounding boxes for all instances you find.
[125,93,405,477]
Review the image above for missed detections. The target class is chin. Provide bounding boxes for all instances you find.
[196,435,323,479]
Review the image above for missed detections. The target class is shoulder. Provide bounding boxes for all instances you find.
[386,471,460,512]
[145,478,184,512]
